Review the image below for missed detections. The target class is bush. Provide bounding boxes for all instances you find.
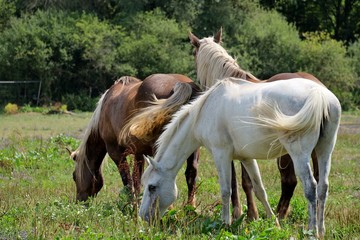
[62,92,98,112]
[298,32,356,110]
[4,103,18,114]
[348,40,360,109]
[120,9,193,79]
[230,9,302,78]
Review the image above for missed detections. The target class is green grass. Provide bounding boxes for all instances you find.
[0,112,92,140]
[0,112,359,239]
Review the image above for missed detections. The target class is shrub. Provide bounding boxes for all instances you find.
[62,92,98,112]
[298,32,356,110]
[348,40,360,109]
[120,9,193,79]
[231,9,302,78]
[4,103,18,114]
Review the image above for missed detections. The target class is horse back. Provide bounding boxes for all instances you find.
[99,77,142,140]
[135,74,200,108]
[266,72,325,87]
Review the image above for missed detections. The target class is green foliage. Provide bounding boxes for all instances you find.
[0,0,16,29]
[348,40,360,109]
[0,10,78,101]
[224,9,356,110]
[231,9,302,78]
[72,13,131,89]
[19,104,46,113]
[62,92,98,112]
[299,32,356,110]
[193,0,258,40]
[260,0,360,44]
[121,9,193,78]
[0,1,360,109]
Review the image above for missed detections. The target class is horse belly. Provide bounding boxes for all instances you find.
[230,127,286,160]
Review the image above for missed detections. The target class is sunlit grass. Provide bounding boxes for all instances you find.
[0,112,359,239]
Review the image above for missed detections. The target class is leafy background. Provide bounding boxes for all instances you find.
[0,0,360,110]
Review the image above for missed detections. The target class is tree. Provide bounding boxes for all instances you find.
[0,0,16,30]
[193,0,258,40]
[259,0,360,44]
[120,9,193,79]
[230,9,302,78]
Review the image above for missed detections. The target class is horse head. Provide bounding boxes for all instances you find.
[139,156,178,223]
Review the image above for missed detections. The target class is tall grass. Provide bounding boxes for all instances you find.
[0,112,359,239]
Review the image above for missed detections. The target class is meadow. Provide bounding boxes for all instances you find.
[0,112,359,239]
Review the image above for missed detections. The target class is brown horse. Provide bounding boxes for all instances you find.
[189,29,320,220]
[70,73,201,203]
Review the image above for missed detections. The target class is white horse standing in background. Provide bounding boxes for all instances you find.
[139,77,341,238]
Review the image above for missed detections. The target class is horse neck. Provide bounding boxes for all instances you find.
[155,110,200,177]
[197,45,261,88]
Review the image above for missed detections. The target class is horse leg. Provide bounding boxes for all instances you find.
[230,161,242,220]
[241,163,258,220]
[314,119,339,238]
[133,153,145,197]
[212,147,233,225]
[276,154,297,219]
[185,148,200,207]
[283,133,319,236]
[107,145,133,196]
[291,154,318,235]
[311,150,319,183]
[241,159,279,226]
[277,151,319,219]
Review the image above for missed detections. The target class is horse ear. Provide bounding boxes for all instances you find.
[66,147,77,161]
[143,155,159,170]
[214,27,222,44]
[189,31,200,48]
[66,147,72,155]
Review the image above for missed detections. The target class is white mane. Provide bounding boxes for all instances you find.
[196,37,258,88]
[154,79,226,161]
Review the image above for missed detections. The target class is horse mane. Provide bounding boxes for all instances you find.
[115,76,138,85]
[154,80,227,160]
[75,89,108,188]
[75,76,140,188]
[196,37,259,89]
[119,82,194,145]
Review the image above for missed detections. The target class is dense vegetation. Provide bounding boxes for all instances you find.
[1,0,360,110]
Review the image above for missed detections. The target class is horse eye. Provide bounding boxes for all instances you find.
[148,185,156,192]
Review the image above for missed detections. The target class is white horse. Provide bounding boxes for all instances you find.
[139,77,341,238]
[189,29,327,221]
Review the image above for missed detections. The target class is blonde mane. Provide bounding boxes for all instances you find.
[196,37,259,89]
[75,89,107,188]
[118,82,193,144]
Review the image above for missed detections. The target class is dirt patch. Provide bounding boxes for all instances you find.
[338,114,360,135]
[339,123,360,135]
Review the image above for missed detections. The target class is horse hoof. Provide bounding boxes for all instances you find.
[275,217,281,229]
[232,206,242,220]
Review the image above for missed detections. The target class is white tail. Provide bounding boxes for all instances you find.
[253,86,330,137]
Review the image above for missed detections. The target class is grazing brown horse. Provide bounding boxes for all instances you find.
[189,29,321,220]
[70,73,201,203]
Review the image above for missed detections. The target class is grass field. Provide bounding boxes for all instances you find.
[0,112,359,239]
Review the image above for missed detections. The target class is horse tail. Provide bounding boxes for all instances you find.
[119,82,194,144]
[75,90,108,188]
[253,86,330,139]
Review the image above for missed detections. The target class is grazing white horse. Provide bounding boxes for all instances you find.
[139,77,341,238]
